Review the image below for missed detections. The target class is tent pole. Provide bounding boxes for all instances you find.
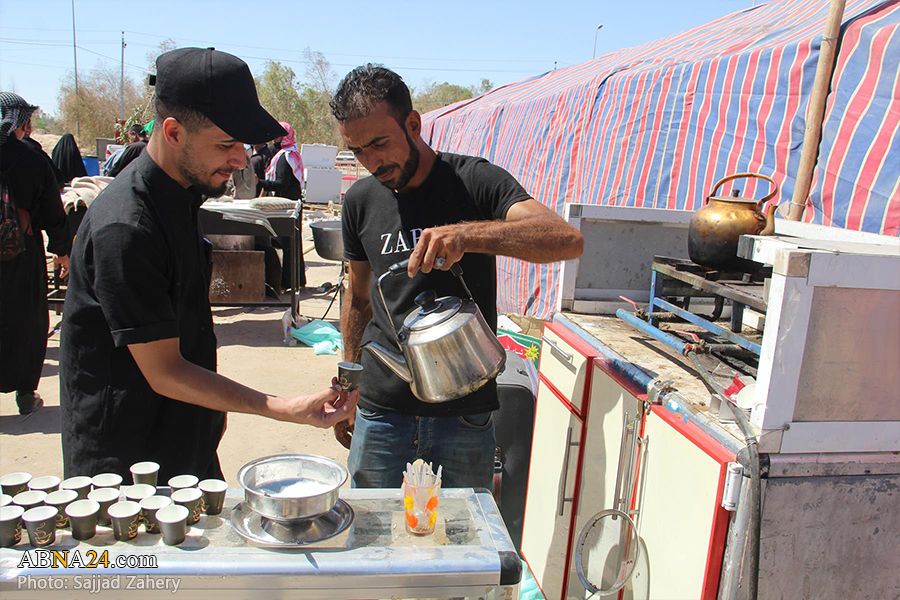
[788,0,847,221]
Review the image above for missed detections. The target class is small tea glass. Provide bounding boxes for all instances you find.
[401,472,441,536]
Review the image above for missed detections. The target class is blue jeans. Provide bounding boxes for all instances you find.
[347,406,496,490]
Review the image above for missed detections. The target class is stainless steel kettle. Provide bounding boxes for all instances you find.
[362,259,506,403]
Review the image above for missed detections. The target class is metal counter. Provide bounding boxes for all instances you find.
[0,488,521,599]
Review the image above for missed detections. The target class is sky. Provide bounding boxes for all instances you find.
[1,0,756,116]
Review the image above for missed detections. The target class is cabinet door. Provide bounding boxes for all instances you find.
[566,364,644,599]
[540,327,590,414]
[638,408,732,600]
[521,381,582,600]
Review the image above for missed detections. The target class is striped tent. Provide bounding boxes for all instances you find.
[421,0,900,319]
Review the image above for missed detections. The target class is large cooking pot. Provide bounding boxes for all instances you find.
[309,220,344,262]
[688,173,779,270]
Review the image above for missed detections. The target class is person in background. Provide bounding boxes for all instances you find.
[250,142,272,196]
[21,119,65,188]
[108,123,148,177]
[260,121,305,289]
[330,65,583,489]
[0,92,72,415]
[260,122,303,200]
[243,141,281,295]
[230,144,258,199]
[59,48,357,482]
[51,133,88,186]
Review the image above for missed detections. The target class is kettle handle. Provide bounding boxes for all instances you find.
[376,265,405,346]
[707,172,779,207]
[377,258,476,342]
[386,258,474,301]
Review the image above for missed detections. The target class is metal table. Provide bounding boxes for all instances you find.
[0,488,521,599]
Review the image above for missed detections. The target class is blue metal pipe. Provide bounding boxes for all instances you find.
[616,309,691,355]
[651,297,762,355]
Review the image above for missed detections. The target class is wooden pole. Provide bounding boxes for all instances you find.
[788,0,846,221]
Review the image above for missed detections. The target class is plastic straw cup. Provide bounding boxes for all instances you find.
[402,472,442,536]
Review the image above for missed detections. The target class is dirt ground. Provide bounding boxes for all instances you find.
[0,231,352,486]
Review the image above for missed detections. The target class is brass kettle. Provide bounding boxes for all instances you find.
[688,172,779,270]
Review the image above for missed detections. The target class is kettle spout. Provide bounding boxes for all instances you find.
[760,203,778,236]
[361,341,412,384]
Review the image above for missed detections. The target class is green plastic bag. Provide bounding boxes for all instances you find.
[289,320,343,355]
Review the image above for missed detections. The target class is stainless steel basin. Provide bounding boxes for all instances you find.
[237,454,347,521]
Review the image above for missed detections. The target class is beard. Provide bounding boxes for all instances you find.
[177,142,230,197]
[373,133,420,191]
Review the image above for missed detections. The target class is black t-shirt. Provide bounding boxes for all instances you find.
[60,152,224,481]
[342,152,530,416]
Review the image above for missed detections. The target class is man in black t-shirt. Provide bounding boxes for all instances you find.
[59,49,357,481]
[330,65,583,489]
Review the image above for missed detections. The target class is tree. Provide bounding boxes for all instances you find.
[255,57,341,148]
[57,64,143,150]
[412,81,492,114]
[255,60,306,131]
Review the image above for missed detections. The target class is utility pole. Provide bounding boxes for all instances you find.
[120,31,126,123]
[71,0,80,138]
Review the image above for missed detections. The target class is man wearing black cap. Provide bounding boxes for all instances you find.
[59,48,358,481]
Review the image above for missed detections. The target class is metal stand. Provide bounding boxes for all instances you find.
[647,257,767,355]
[290,204,301,326]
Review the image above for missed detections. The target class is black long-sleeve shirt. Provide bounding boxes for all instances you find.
[259,154,302,200]
[108,141,147,177]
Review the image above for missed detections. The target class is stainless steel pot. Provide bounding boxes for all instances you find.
[309,220,344,262]
[237,454,347,521]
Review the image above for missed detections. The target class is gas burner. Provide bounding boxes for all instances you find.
[646,256,768,355]
[231,499,353,547]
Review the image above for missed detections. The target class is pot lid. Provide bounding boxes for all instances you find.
[402,291,462,331]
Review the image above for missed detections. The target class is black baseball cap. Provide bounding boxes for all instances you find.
[150,47,285,145]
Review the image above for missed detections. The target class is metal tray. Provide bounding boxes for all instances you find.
[230,499,353,548]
